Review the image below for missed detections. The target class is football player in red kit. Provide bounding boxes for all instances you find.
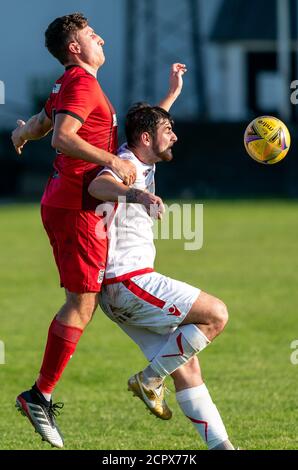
[11,12,186,448]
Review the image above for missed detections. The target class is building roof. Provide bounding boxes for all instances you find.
[211,0,297,42]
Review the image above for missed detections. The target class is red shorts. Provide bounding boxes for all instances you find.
[41,204,107,293]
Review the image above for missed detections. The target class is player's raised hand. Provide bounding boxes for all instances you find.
[112,158,137,186]
[169,63,187,97]
[158,63,187,112]
[11,119,27,155]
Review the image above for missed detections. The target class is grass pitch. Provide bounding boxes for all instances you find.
[1,201,298,450]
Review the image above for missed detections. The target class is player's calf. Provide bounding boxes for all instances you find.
[173,357,235,450]
[142,324,210,382]
[171,356,203,391]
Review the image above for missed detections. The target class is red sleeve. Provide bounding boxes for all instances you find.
[56,75,98,124]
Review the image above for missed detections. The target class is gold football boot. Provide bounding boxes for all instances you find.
[128,372,172,420]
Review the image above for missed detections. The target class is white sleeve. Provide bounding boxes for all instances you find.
[97,153,136,183]
[97,167,123,183]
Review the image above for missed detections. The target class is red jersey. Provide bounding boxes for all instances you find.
[41,65,118,210]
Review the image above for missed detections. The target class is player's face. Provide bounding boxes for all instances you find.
[152,120,178,162]
[75,25,105,67]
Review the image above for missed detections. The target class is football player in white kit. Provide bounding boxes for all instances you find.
[88,105,235,450]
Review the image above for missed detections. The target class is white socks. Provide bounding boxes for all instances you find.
[176,384,231,450]
[149,324,210,378]
[41,392,52,402]
[140,325,232,449]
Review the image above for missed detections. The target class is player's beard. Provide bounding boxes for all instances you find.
[153,143,174,162]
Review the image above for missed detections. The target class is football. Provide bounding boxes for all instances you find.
[244,116,291,164]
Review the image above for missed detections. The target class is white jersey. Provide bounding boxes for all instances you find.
[98,144,200,345]
[98,143,156,283]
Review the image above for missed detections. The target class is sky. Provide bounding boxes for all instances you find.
[0,0,126,125]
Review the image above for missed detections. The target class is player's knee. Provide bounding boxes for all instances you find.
[212,300,228,335]
[66,293,98,324]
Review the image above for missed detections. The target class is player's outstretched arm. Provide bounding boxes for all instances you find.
[89,173,165,219]
[11,109,53,155]
[158,63,187,112]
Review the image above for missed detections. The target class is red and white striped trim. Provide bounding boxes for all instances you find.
[161,332,184,358]
[187,416,209,442]
[103,268,154,285]
[105,270,182,318]
[122,277,165,308]
[121,278,182,319]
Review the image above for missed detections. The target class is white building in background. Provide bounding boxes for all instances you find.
[0,0,296,129]
[206,0,297,121]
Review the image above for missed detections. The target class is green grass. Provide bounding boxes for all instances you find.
[1,201,298,450]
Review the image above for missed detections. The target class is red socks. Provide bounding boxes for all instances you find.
[36,317,83,394]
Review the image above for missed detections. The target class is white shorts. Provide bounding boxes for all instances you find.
[99,272,200,359]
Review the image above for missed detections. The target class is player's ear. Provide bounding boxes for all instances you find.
[141,132,151,147]
[68,41,81,55]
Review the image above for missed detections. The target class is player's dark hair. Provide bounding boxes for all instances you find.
[45,12,88,65]
[125,103,174,147]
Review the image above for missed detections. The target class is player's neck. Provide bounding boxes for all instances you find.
[64,60,98,78]
[128,145,155,165]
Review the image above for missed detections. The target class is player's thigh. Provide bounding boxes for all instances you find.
[41,205,107,293]
[104,273,200,334]
[181,291,227,326]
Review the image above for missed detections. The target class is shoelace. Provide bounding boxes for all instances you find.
[49,402,64,418]
[154,384,170,398]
